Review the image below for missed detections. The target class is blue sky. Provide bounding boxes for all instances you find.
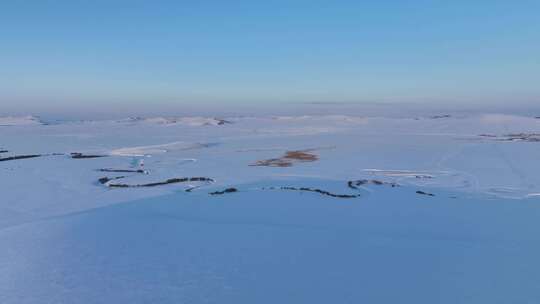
[1,0,539,112]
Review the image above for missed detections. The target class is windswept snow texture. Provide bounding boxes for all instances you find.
[1,113,540,303]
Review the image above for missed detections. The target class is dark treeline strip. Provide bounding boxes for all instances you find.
[209,188,238,195]
[71,153,107,159]
[430,114,452,119]
[216,119,233,125]
[416,190,435,197]
[347,179,399,189]
[265,186,359,199]
[479,133,540,143]
[0,150,8,153]
[98,176,127,184]
[98,168,146,173]
[0,154,42,162]
[105,177,215,188]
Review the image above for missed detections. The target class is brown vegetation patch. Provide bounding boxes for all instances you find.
[284,150,318,161]
[250,150,319,167]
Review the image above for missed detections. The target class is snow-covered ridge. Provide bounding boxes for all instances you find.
[118,116,232,126]
[3,113,539,127]
[271,115,369,124]
[0,115,43,126]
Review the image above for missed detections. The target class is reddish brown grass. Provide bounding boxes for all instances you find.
[250,150,319,167]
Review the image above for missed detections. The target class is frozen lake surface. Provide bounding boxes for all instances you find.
[1,112,540,303]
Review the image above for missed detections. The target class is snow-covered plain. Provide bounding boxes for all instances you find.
[1,112,540,303]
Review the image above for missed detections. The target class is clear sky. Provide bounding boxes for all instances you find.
[1,0,539,113]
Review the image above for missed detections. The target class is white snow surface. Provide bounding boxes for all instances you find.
[109,141,212,156]
[0,115,43,126]
[1,112,540,223]
[1,112,540,303]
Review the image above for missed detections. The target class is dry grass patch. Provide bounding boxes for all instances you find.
[250,150,319,167]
